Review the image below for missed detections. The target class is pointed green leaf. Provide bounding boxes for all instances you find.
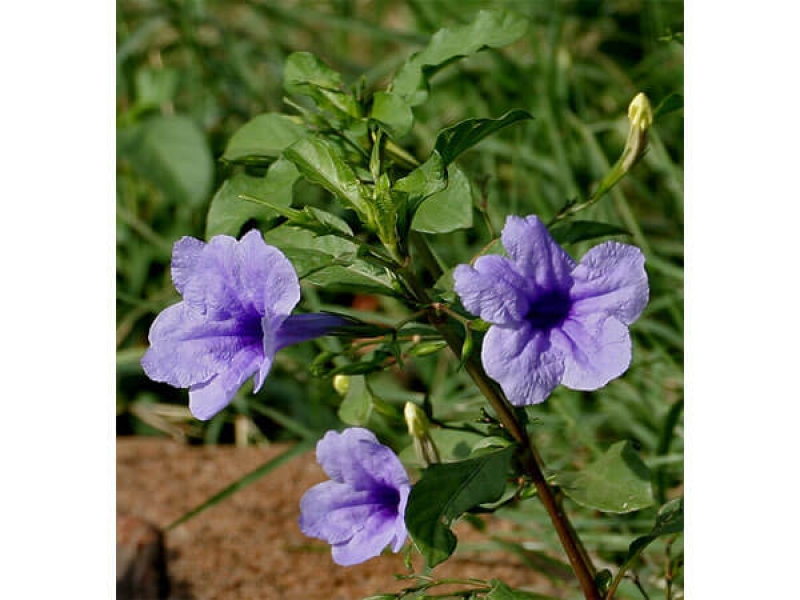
[205,159,299,238]
[222,113,307,164]
[392,9,529,106]
[120,115,213,207]
[548,220,630,246]
[434,109,533,166]
[284,51,361,119]
[406,446,515,567]
[411,164,473,233]
[554,441,654,514]
[370,91,414,138]
[283,137,370,219]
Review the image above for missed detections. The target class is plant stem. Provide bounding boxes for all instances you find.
[399,247,600,600]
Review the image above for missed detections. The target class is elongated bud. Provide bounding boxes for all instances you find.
[404,402,440,466]
[627,92,653,132]
[333,374,351,396]
[622,92,652,172]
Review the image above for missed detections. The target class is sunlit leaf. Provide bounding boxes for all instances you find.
[205,159,299,238]
[222,113,307,164]
[554,440,654,513]
[412,164,473,233]
[392,9,529,107]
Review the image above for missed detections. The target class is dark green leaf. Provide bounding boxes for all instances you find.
[406,446,515,567]
[205,159,299,238]
[284,51,361,119]
[548,220,630,245]
[284,137,370,219]
[434,110,533,166]
[370,91,414,138]
[120,115,213,207]
[222,113,307,164]
[392,9,529,107]
[412,164,473,233]
[554,440,654,513]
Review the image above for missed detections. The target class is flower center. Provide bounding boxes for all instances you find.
[526,290,571,330]
[371,485,401,516]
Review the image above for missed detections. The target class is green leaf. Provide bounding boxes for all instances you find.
[370,91,414,138]
[398,428,485,467]
[554,440,654,514]
[222,113,307,164]
[284,137,370,219]
[120,115,213,207]
[305,263,397,296]
[486,580,561,600]
[392,9,529,107]
[606,498,683,596]
[434,109,533,166]
[134,67,179,110]
[406,446,515,567]
[548,220,630,245]
[337,375,372,426]
[205,159,299,238]
[284,51,361,120]
[411,164,473,233]
[394,151,447,215]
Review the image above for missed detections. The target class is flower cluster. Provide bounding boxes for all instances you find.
[454,215,648,406]
[141,230,345,420]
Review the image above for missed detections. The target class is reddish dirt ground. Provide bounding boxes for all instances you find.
[117,437,561,600]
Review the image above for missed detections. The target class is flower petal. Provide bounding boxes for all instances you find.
[171,236,206,295]
[274,313,350,350]
[235,229,301,317]
[330,511,404,566]
[501,215,575,293]
[453,255,531,325]
[482,323,565,406]
[179,231,300,321]
[299,480,381,545]
[552,313,632,391]
[140,303,262,388]
[315,428,410,492]
[569,241,648,325]
[188,346,263,420]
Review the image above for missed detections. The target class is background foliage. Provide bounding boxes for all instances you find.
[116,1,683,598]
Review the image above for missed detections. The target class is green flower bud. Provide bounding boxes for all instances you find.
[332,374,351,396]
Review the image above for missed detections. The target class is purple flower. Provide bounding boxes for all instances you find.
[299,428,410,566]
[454,215,649,406]
[141,230,345,420]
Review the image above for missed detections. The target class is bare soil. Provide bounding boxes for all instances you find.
[117,437,558,600]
